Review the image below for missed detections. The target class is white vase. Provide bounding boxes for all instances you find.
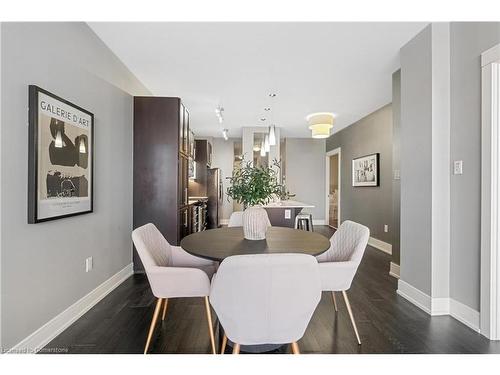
[243,206,270,240]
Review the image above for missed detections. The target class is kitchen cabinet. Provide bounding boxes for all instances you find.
[133,96,192,272]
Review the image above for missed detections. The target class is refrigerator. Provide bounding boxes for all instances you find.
[207,168,223,229]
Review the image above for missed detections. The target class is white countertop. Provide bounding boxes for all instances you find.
[262,200,315,208]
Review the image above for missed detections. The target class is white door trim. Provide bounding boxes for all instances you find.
[325,148,341,228]
[481,43,500,340]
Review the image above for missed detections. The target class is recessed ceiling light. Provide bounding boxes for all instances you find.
[269,93,277,98]
[260,118,266,121]
[264,107,271,111]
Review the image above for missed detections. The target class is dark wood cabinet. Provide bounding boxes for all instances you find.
[188,139,213,197]
[194,139,212,168]
[133,96,192,272]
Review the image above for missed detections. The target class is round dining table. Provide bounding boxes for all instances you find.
[180,226,331,262]
[180,226,331,354]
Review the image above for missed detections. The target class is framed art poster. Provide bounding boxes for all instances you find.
[352,153,379,187]
[28,85,94,223]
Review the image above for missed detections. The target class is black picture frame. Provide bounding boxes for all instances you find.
[352,153,380,187]
[28,85,94,223]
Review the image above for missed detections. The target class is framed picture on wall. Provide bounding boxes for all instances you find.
[352,153,379,187]
[28,85,94,223]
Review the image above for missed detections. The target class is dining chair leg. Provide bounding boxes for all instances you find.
[331,291,338,312]
[144,298,163,354]
[204,296,217,354]
[221,333,228,354]
[342,291,361,345]
[161,298,169,321]
[291,342,300,354]
[232,343,240,354]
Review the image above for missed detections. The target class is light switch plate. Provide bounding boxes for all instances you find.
[453,160,463,175]
[284,209,291,219]
[85,257,93,272]
[384,225,389,233]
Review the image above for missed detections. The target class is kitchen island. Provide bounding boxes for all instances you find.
[262,200,315,228]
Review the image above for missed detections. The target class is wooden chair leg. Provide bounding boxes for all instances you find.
[161,298,169,321]
[221,333,228,354]
[291,342,300,354]
[342,291,361,345]
[204,296,217,354]
[232,343,240,354]
[144,298,163,354]
[331,291,338,312]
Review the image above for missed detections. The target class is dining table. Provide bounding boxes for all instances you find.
[180,226,330,262]
[180,226,331,353]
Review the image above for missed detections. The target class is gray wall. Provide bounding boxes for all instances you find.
[0,22,149,349]
[211,137,237,221]
[450,23,500,310]
[392,70,401,265]
[326,104,393,243]
[285,138,326,221]
[400,25,433,295]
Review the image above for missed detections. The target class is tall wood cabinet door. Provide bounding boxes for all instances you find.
[178,155,189,207]
[183,107,190,155]
[179,103,185,154]
[207,141,212,167]
[179,206,190,240]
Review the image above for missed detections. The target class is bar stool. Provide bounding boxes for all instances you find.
[295,212,314,232]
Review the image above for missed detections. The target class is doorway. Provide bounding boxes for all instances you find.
[481,42,500,340]
[325,148,341,229]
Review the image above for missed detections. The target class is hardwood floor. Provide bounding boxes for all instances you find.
[43,226,500,354]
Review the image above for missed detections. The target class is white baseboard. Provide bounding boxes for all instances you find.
[368,237,392,255]
[7,263,133,353]
[431,298,450,316]
[397,279,480,332]
[397,279,432,314]
[450,299,480,332]
[389,262,400,279]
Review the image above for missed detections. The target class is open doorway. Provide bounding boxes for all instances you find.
[325,148,341,229]
[481,43,500,340]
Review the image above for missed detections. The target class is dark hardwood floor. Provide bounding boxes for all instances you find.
[43,226,500,354]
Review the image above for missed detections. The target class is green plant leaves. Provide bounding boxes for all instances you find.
[226,158,285,207]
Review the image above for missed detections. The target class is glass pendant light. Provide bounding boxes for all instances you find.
[264,134,270,152]
[260,140,266,157]
[268,125,276,146]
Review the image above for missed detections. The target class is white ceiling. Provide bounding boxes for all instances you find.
[89,22,426,138]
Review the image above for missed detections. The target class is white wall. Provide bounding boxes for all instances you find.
[0,22,149,350]
[284,138,326,222]
[211,137,236,221]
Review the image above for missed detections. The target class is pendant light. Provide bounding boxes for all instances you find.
[306,112,335,139]
[260,140,266,157]
[268,125,276,146]
[264,134,270,152]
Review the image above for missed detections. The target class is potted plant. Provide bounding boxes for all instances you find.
[226,159,284,240]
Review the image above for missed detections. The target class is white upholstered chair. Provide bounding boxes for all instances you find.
[316,220,369,345]
[227,211,244,227]
[132,223,218,354]
[210,253,321,354]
